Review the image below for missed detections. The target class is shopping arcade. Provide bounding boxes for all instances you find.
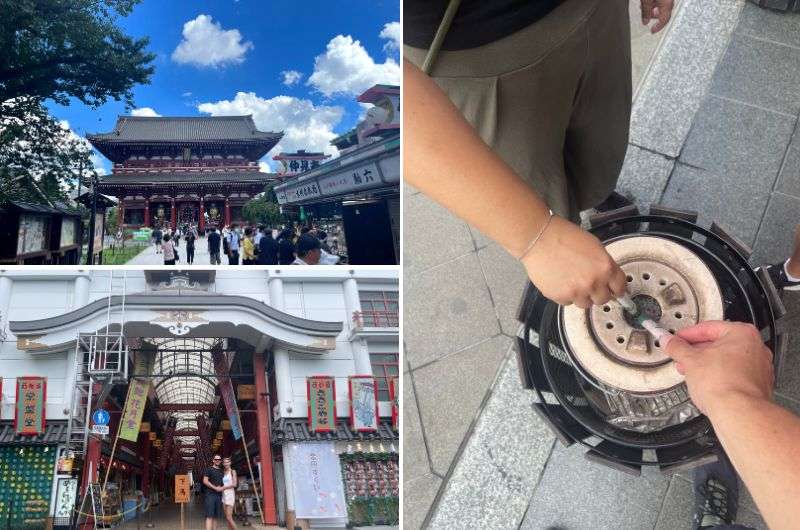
[9,288,344,527]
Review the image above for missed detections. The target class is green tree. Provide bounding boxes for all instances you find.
[243,184,286,226]
[0,0,155,108]
[0,97,94,204]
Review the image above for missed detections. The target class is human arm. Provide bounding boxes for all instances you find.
[664,322,800,530]
[403,59,626,308]
[202,474,222,493]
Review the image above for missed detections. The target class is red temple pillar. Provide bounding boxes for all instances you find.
[170,198,176,231]
[224,198,231,227]
[144,198,151,227]
[199,198,205,232]
[253,350,277,524]
[141,434,151,496]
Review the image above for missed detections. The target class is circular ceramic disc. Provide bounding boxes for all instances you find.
[561,235,724,394]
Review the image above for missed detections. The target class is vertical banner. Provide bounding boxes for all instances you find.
[211,350,243,440]
[348,376,378,431]
[15,376,46,435]
[307,376,336,433]
[288,442,346,518]
[388,376,399,431]
[118,378,149,442]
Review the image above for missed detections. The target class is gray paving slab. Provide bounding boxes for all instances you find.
[662,163,767,247]
[428,355,556,530]
[413,335,511,477]
[404,193,475,277]
[476,243,529,336]
[750,192,800,266]
[520,443,669,530]
[404,474,442,530]
[628,0,675,93]
[404,252,501,369]
[775,125,800,198]
[404,372,432,482]
[615,144,676,207]
[655,475,767,530]
[679,95,795,183]
[630,0,743,157]
[710,32,800,115]
[775,293,800,402]
[737,1,800,49]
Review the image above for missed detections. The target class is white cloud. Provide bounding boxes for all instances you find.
[131,107,161,117]
[182,91,193,97]
[380,22,400,53]
[281,70,303,87]
[307,34,400,97]
[259,160,272,173]
[171,14,253,68]
[197,92,344,157]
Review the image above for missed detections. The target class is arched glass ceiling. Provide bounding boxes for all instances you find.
[147,338,229,458]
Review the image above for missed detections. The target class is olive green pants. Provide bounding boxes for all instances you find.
[405,0,632,221]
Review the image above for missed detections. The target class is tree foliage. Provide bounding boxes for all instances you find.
[242,184,286,227]
[0,0,155,109]
[0,97,93,204]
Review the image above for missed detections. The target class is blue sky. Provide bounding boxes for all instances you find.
[47,0,400,174]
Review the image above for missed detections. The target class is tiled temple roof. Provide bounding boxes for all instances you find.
[271,417,398,444]
[88,115,281,143]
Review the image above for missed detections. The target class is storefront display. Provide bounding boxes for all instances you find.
[339,451,399,525]
[0,446,56,529]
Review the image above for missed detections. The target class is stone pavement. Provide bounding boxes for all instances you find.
[126,235,231,266]
[403,1,800,529]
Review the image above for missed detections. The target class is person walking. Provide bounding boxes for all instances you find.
[227,225,241,266]
[152,226,162,254]
[221,457,238,530]
[161,234,176,265]
[207,227,222,265]
[277,228,295,265]
[242,227,256,265]
[202,455,225,530]
[185,229,196,265]
[258,226,279,265]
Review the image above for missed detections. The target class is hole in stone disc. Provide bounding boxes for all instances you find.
[643,273,651,280]
[675,312,683,319]
[623,294,663,329]
[616,336,625,344]
[606,322,614,329]
[626,275,633,282]
[655,339,661,348]
[669,329,675,334]
[603,305,611,312]
[659,279,667,286]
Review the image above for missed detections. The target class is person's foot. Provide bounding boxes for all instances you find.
[692,451,739,530]
[758,260,800,292]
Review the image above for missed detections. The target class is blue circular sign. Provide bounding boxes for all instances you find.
[92,409,110,426]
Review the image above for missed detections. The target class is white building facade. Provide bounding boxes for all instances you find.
[0,268,399,529]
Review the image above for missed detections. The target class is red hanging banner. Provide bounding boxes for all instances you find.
[388,376,399,431]
[307,376,336,433]
[15,376,46,435]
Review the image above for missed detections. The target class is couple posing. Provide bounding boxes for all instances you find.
[202,454,239,530]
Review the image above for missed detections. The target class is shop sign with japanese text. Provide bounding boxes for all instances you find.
[307,376,336,432]
[318,162,382,196]
[15,376,46,435]
[349,376,378,432]
[119,378,149,441]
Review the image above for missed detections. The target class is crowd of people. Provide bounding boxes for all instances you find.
[149,222,341,266]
